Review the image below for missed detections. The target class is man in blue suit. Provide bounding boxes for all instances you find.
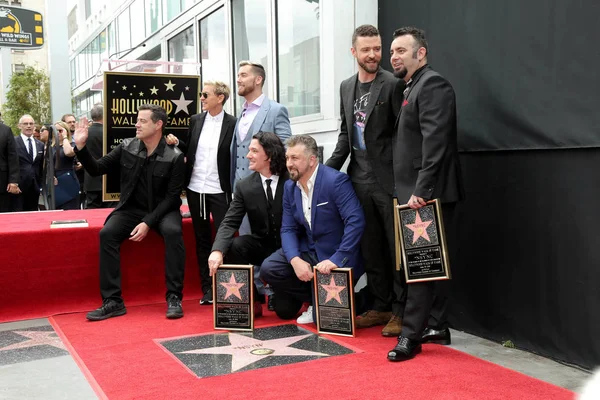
[261,135,365,324]
[231,61,292,189]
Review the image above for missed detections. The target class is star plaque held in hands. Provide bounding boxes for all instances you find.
[396,199,452,283]
[314,268,356,337]
[213,265,254,331]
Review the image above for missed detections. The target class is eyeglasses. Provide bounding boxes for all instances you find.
[200,92,209,99]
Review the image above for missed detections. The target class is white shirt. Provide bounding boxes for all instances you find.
[20,133,35,158]
[297,164,319,229]
[188,111,224,194]
[260,173,279,201]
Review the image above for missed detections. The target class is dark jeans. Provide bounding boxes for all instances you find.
[187,190,229,294]
[401,203,456,340]
[353,182,405,315]
[98,208,185,302]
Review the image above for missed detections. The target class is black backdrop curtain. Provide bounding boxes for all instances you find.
[379,0,600,151]
[379,0,600,369]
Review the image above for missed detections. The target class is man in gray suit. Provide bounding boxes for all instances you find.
[326,25,406,337]
[231,61,292,188]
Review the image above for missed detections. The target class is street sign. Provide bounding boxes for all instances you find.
[0,6,44,49]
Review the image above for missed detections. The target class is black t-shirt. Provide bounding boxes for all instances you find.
[126,152,159,212]
[349,79,377,184]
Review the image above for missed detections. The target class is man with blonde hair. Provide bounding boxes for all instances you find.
[167,81,237,305]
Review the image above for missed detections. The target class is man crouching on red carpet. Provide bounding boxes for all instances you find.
[72,104,186,321]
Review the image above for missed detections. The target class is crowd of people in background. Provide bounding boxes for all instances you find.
[0,106,106,213]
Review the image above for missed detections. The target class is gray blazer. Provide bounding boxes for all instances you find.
[230,97,292,186]
[326,68,404,195]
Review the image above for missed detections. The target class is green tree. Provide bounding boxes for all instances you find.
[2,65,51,132]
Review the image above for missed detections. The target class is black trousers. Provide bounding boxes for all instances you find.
[11,184,39,211]
[98,208,185,302]
[353,183,406,315]
[401,203,456,340]
[223,235,277,302]
[0,193,10,212]
[187,190,230,294]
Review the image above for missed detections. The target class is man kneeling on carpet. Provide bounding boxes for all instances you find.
[73,104,186,321]
[208,132,288,317]
[260,135,365,325]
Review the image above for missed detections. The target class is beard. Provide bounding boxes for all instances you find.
[393,67,407,79]
[288,168,300,182]
[237,83,254,97]
[357,58,380,74]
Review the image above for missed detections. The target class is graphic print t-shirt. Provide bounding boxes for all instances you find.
[349,79,377,184]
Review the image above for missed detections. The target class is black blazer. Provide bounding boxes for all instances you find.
[0,123,18,194]
[393,65,464,203]
[180,111,236,197]
[14,134,44,192]
[212,171,288,255]
[326,68,405,195]
[84,122,103,192]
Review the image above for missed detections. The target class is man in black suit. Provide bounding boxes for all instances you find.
[208,131,288,317]
[388,27,464,361]
[0,122,19,212]
[166,81,236,306]
[326,24,406,336]
[11,115,44,212]
[84,104,108,208]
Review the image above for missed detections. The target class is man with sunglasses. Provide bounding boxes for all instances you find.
[167,81,236,306]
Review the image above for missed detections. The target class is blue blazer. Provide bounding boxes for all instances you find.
[281,164,365,277]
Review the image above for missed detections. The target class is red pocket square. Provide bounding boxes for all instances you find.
[402,99,409,107]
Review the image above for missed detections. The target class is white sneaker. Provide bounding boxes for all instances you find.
[296,306,314,324]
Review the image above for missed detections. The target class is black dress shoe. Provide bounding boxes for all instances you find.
[387,336,422,362]
[421,327,451,345]
[267,294,276,311]
[166,294,184,319]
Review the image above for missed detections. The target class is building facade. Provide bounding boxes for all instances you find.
[68,0,378,154]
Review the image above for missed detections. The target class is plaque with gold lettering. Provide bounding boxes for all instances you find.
[314,268,355,337]
[102,71,200,201]
[396,199,452,283]
[213,265,254,331]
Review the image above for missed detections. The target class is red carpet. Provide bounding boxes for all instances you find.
[0,208,201,323]
[50,303,574,400]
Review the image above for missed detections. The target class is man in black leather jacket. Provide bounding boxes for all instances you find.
[73,104,186,321]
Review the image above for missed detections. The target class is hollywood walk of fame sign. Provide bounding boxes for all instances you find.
[213,265,254,331]
[396,199,452,283]
[314,268,356,337]
[155,324,355,378]
[102,71,200,201]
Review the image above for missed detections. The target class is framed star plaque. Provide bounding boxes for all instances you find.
[313,268,355,337]
[396,199,452,283]
[213,265,254,331]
